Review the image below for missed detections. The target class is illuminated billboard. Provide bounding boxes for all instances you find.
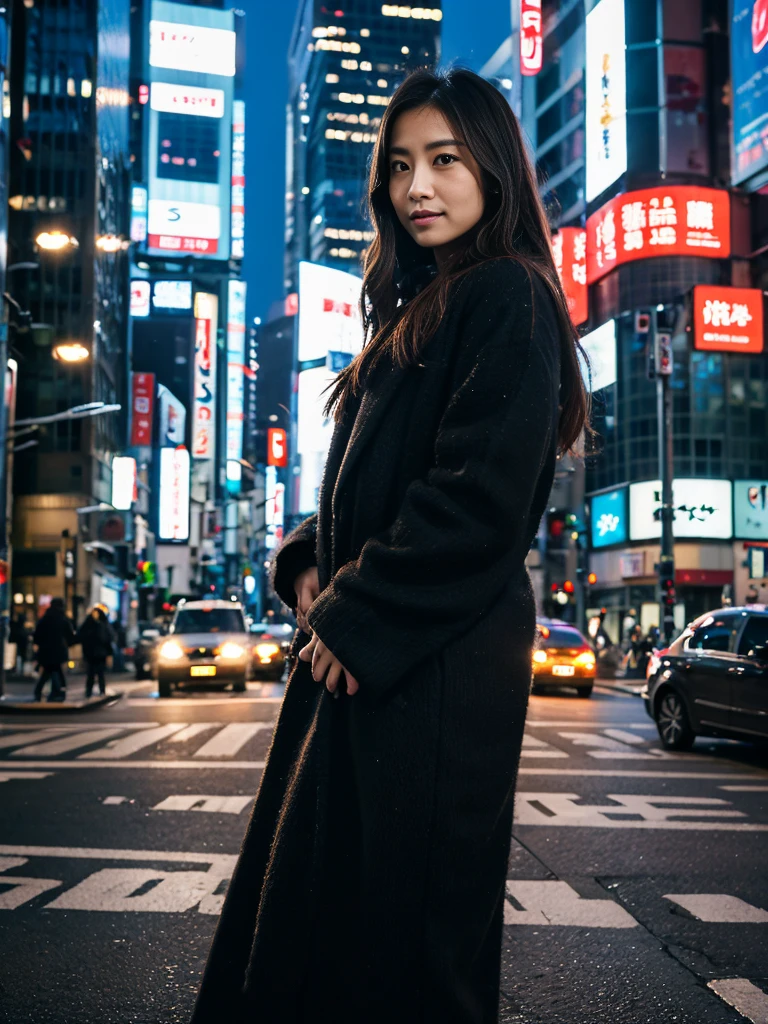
[579,319,616,392]
[629,479,733,541]
[297,261,364,362]
[192,291,218,460]
[146,2,237,260]
[734,480,768,539]
[585,0,627,202]
[111,457,137,511]
[520,1,543,77]
[586,186,731,285]
[152,279,192,311]
[158,446,190,542]
[130,280,151,317]
[590,487,628,549]
[231,100,245,259]
[692,285,764,355]
[552,227,587,325]
[226,280,247,488]
[731,1,768,185]
[156,384,186,447]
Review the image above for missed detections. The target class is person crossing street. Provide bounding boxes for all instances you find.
[32,598,76,702]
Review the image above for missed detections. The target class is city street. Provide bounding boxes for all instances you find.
[0,680,766,1023]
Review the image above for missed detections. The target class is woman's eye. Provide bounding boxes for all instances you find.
[391,160,407,172]
[435,153,457,166]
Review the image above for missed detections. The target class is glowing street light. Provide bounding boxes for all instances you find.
[95,234,128,253]
[53,341,90,363]
[35,231,79,251]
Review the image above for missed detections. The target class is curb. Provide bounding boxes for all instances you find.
[0,691,123,714]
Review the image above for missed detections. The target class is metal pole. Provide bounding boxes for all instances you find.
[653,308,676,644]
[0,4,12,696]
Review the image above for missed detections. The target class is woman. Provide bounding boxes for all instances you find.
[33,598,75,702]
[191,68,590,1024]
[77,606,114,698]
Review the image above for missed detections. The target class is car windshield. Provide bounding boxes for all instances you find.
[541,626,588,648]
[173,608,245,634]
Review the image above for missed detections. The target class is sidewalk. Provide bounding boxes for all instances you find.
[0,670,131,714]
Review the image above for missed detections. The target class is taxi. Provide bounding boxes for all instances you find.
[532,619,596,697]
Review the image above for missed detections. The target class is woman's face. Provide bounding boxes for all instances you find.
[388,105,485,264]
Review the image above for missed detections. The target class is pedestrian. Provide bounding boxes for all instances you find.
[110,614,127,672]
[77,606,114,698]
[9,612,29,676]
[191,67,592,1024]
[32,598,75,702]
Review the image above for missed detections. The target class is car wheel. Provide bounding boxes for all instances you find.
[232,677,246,693]
[577,682,594,698]
[158,679,172,698]
[655,689,695,750]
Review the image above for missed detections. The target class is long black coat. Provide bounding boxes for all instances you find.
[33,606,76,667]
[77,614,114,662]
[191,259,562,1024]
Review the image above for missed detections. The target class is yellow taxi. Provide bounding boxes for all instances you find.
[533,619,597,697]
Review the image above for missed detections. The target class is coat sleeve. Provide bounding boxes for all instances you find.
[270,513,318,611]
[305,259,562,698]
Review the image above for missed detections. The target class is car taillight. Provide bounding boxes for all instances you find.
[574,650,596,668]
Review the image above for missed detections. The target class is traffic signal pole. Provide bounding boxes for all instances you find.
[651,308,676,643]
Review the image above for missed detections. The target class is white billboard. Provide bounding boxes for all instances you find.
[111,457,137,511]
[158,446,190,542]
[149,19,236,77]
[148,199,221,255]
[629,478,733,541]
[298,261,364,362]
[152,279,192,311]
[226,280,247,488]
[585,0,627,202]
[150,82,225,118]
[157,384,186,447]
[192,292,218,460]
[580,319,617,391]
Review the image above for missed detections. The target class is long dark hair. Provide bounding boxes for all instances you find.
[322,66,591,455]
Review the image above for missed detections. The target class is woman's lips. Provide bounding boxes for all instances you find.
[411,213,443,227]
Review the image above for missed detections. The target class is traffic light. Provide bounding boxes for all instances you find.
[563,579,575,594]
[136,560,156,586]
[547,510,567,545]
[658,557,676,642]
[587,572,598,586]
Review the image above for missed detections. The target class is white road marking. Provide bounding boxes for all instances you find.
[0,771,53,783]
[0,729,70,749]
[0,876,62,909]
[166,723,219,744]
[504,881,636,928]
[518,768,768,779]
[664,894,768,923]
[524,721,656,728]
[556,731,666,759]
[0,844,236,870]
[720,785,768,792]
[0,759,267,770]
[521,735,568,759]
[707,979,768,1023]
[152,794,253,814]
[602,728,647,745]
[46,867,226,914]
[192,722,272,758]
[102,796,129,805]
[514,793,768,831]
[127,696,283,706]
[10,728,129,757]
[78,723,188,759]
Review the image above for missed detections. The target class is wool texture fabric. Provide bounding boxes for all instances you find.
[190,258,562,1024]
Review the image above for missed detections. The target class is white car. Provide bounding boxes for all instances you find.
[152,599,251,698]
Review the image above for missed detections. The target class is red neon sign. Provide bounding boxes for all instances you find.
[693,285,764,355]
[130,372,155,447]
[520,1,543,76]
[552,227,588,326]
[267,428,288,467]
[586,186,731,285]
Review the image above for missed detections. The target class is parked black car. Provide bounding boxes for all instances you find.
[643,606,768,750]
[132,621,163,680]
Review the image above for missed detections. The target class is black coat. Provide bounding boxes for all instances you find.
[77,615,114,662]
[33,607,76,667]
[191,259,562,1024]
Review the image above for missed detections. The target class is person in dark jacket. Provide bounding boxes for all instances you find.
[191,68,592,1024]
[77,606,114,698]
[33,598,75,702]
[9,613,29,675]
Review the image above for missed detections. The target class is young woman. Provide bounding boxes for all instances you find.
[191,67,590,1024]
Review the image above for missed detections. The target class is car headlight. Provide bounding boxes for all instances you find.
[574,651,596,668]
[254,642,280,659]
[159,640,184,661]
[533,650,548,664]
[215,642,246,659]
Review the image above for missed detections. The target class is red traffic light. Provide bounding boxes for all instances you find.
[550,582,560,593]
[587,572,598,585]
[563,580,575,594]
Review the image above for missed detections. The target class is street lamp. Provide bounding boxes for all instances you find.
[35,231,79,252]
[52,342,89,363]
[95,234,129,253]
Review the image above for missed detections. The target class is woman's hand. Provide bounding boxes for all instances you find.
[294,566,320,634]
[298,632,360,697]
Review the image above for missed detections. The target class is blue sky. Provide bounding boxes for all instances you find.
[242,0,512,322]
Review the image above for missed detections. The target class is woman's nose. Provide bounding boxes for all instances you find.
[407,174,434,201]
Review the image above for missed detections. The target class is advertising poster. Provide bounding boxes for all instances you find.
[692,285,764,354]
[590,487,628,548]
[731,0,768,184]
[629,478,733,541]
[734,479,768,538]
[579,319,616,392]
[520,1,543,77]
[130,372,155,446]
[226,280,247,487]
[586,185,731,284]
[552,227,588,325]
[192,292,218,460]
[297,261,364,362]
[585,0,627,202]
[156,384,187,447]
[158,446,190,542]
[111,457,137,511]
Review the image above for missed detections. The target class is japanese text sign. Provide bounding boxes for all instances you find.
[130,373,155,447]
[520,1,543,77]
[693,285,764,355]
[586,186,731,285]
[552,227,588,325]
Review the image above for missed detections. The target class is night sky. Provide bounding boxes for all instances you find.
[242,0,513,323]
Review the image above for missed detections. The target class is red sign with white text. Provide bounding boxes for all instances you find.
[267,428,288,467]
[520,1,543,76]
[586,186,731,285]
[148,234,219,255]
[693,286,764,355]
[130,372,155,446]
[552,227,588,325]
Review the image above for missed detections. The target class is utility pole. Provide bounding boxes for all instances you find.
[649,307,676,644]
[0,4,13,695]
